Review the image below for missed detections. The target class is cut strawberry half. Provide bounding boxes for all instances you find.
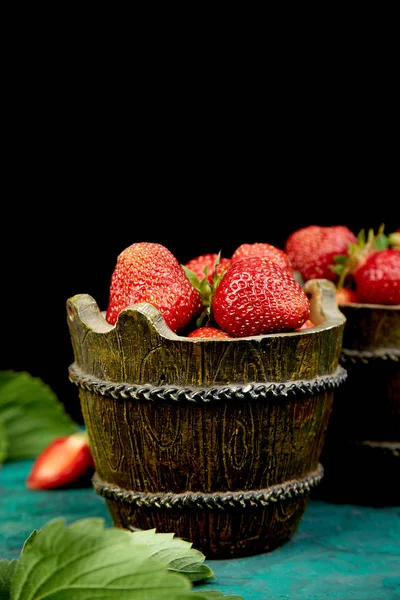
[26,431,94,490]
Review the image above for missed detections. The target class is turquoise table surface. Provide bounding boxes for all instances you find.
[1,460,399,600]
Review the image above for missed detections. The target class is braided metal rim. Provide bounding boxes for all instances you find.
[340,348,400,364]
[69,363,347,403]
[92,464,324,511]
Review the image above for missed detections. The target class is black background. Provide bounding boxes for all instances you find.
[2,196,397,424]
[2,49,399,423]
[1,29,398,426]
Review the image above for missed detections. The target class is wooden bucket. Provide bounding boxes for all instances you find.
[67,279,346,558]
[315,302,400,506]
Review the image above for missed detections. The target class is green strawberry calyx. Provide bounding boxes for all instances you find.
[388,230,400,250]
[331,224,389,290]
[182,251,226,328]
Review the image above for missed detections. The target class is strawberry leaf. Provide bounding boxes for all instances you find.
[373,233,389,250]
[20,530,39,553]
[11,518,192,599]
[329,254,348,278]
[182,265,212,301]
[128,529,214,582]
[0,418,7,465]
[357,228,366,246]
[333,254,348,265]
[0,559,16,598]
[0,371,77,462]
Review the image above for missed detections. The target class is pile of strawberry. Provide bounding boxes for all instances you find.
[26,224,400,492]
[105,224,400,340]
[105,241,312,338]
[285,224,400,306]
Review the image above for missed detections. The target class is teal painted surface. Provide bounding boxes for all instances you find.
[1,460,399,599]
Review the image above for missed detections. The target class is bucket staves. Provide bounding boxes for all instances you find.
[67,278,346,558]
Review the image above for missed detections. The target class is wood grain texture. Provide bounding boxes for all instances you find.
[66,278,346,557]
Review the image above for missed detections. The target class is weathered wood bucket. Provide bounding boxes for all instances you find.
[67,279,346,558]
[314,302,400,506]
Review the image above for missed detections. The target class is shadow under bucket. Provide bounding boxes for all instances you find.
[67,279,346,558]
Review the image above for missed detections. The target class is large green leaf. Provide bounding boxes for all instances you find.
[0,371,77,461]
[11,518,191,599]
[0,559,16,599]
[0,417,7,464]
[129,529,214,582]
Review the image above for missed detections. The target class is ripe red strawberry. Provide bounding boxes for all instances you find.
[188,326,231,338]
[211,257,311,337]
[336,287,358,305]
[231,242,292,276]
[106,242,201,332]
[26,432,94,490]
[334,225,400,305]
[353,248,400,305]
[285,225,357,282]
[184,253,231,284]
[297,319,315,330]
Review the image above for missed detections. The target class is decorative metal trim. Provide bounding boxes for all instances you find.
[340,348,400,364]
[68,363,347,404]
[92,464,324,510]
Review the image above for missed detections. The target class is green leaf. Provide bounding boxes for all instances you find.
[0,371,77,461]
[0,417,7,465]
[333,254,348,265]
[129,529,214,582]
[20,530,39,553]
[0,559,17,599]
[373,233,389,250]
[10,518,191,599]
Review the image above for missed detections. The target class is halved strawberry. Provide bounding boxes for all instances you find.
[26,432,94,490]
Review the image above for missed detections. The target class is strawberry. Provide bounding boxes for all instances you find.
[297,319,315,330]
[211,257,311,337]
[184,253,231,284]
[284,225,357,282]
[336,287,358,305]
[187,326,231,338]
[353,248,400,305]
[106,242,201,332]
[231,242,292,276]
[333,225,400,305]
[26,432,94,490]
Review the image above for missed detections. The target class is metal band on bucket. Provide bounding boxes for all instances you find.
[68,363,347,403]
[92,464,324,510]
